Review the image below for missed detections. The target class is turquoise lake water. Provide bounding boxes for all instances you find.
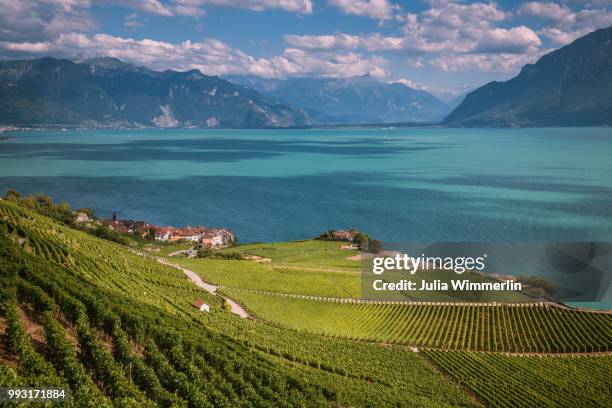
[1,127,612,243]
[1,127,611,307]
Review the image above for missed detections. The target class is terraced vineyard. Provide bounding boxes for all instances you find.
[224,289,612,352]
[174,243,531,302]
[424,351,612,408]
[1,197,611,407]
[174,257,362,298]
[0,198,478,406]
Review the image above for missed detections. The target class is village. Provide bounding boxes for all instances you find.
[76,211,235,249]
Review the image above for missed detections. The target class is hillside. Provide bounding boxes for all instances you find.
[444,26,612,127]
[0,57,310,128]
[229,75,451,123]
[0,198,611,407]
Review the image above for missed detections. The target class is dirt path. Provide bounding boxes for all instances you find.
[157,258,218,293]
[167,248,196,258]
[155,257,249,318]
[222,297,249,318]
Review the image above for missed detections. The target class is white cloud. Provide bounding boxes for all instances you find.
[392,78,473,100]
[574,8,612,28]
[419,1,507,30]
[0,33,387,79]
[405,57,425,68]
[172,0,313,15]
[138,0,174,16]
[468,26,542,53]
[284,34,361,50]
[0,0,95,43]
[518,2,575,25]
[428,51,546,73]
[124,13,144,28]
[283,1,550,74]
[518,1,612,45]
[285,25,541,55]
[0,41,52,53]
[392,78,425,90]
[288,1,540,56]
[571,0,612,6]
[399,1,538,54]
[328,0,398,20]
[101,0,312,17]
[538,27,590,44]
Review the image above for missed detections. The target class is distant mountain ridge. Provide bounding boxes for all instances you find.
[0,57,310,128]
[444,26,612,127]
[228,75,451,124]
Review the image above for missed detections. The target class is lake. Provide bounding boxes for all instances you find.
[1,127,611,244]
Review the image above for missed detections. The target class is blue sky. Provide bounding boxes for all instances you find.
[1,0,611,99]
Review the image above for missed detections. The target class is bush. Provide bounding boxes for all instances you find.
[196,248,243,260]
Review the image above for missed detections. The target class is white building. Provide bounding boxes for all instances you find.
[192,299,210,313]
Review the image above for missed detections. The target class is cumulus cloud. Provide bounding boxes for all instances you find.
[134,0,174,16]
[518,2,575,25]
[538,26,590,44]
[98,0,313,17]
[428,51,547,73]
[469,26,542,53]
[0,32,386,78]
[398,1,539,54]
[519,1,612,45]
[0,0,95,43]
[286,25,540,55]
[284,34,361,50]
[171,0,313,15]
[328,0,398,20]
[419,1,507,29]
[283,1,552,73]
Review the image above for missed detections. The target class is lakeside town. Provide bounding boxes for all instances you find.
[76,211,235,249]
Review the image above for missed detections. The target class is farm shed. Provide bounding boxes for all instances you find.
[192,299,210,313]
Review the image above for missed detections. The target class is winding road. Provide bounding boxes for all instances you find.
[128,247,249,318]
[156,257,249,318]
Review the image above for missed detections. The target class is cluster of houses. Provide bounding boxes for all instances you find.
[331,230,357,241]
[332,230,360,250]
[317,229,361,250]
[97,214,235,248]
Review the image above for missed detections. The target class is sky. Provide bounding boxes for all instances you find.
[0,0,611,100]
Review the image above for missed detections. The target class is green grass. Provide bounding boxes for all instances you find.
[221,240,361,270]
[172,257,362,298]
[223,289,612,352]
[176,244,532,302]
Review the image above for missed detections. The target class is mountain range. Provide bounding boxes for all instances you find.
[0,26,610,128]
[227,75,452,124]
[445,26,612,127]
[0,57,310,128]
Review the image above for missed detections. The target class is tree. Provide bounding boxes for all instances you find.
[147,228,157,241]
[353,233,369,251]
[369,240,382,254]
[77,208,95,218]
[4,190,20,200]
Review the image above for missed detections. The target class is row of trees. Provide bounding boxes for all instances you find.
[317,228,382,253]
